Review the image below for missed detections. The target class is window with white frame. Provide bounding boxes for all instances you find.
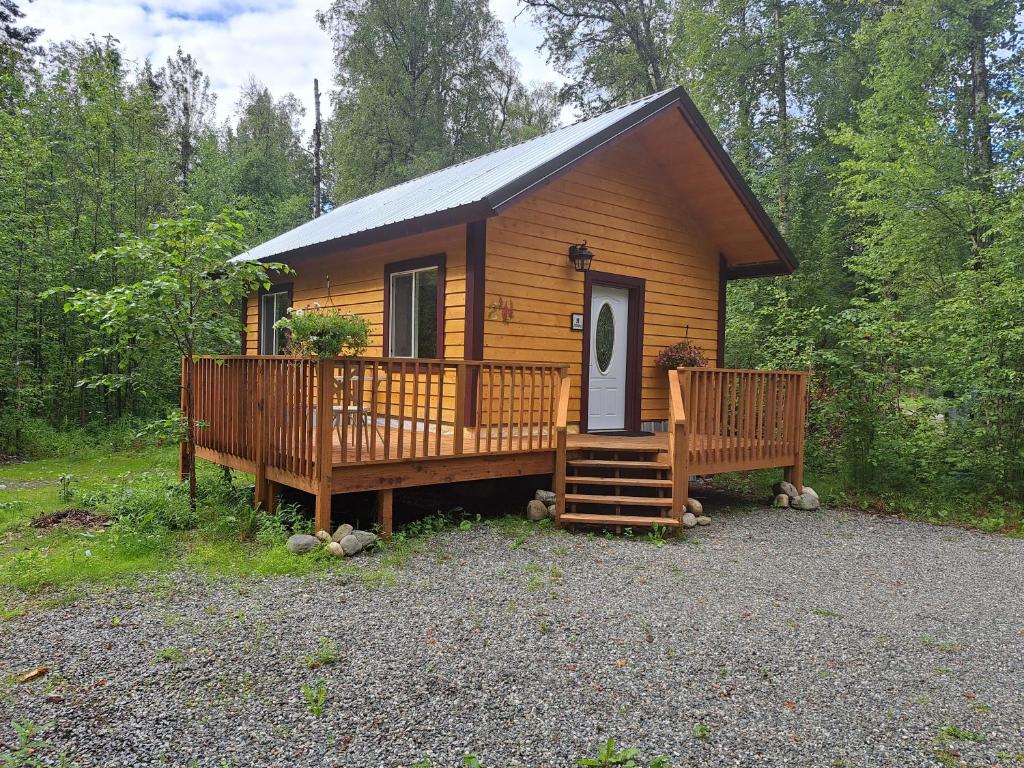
[259,289,290,354]
[389,266,438,357]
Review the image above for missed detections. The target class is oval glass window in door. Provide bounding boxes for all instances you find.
[595,302,615,373]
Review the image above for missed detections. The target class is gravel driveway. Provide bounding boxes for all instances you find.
[2,506,1023,767]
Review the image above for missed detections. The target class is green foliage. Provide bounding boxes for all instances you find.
[301,679,328,717]
[0,719,79,768]
[316,0,560,202]
[578,738,670,768]
[304,638,339,669]
[154,646,185,663]
[275,305,371,358]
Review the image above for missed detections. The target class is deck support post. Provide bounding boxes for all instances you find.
[253,363,268,510]
[784,373,808,492]
[315,359,334,533]
[266,480,280,515]
[377,488,393,539]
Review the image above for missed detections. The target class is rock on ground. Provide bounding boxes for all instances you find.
[339,534,362,556]
[325,541,344,558]
[352,530,378,550]
[526,499,549,522]
[791,492,821,511]
[285,534,319,554]
[773,480,800,499]
[681,512,697,528]
[685,498,703,515]
[3,508,1022,768]
[331,524,353,543]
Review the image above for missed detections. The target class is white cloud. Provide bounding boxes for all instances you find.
[23,0,568,133]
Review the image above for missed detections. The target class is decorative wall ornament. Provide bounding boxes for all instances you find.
[487,296,515,324]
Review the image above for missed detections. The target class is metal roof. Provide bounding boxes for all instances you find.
[232,85,795,274]
[233,89,684,263]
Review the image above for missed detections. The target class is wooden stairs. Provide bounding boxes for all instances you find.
[558,441,683,529]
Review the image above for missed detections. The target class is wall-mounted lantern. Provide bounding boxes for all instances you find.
[568,242,594,273]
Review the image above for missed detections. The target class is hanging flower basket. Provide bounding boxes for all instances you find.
[655,340,709,370]
[274,304,371,358]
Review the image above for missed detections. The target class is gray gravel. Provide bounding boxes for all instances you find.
[2,507,1023,767]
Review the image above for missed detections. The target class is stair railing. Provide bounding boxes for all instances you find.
[669,368,690,526]
[552,373,573,526]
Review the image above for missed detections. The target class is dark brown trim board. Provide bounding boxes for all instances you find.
[463,221,486,425]
[717,255,727,368]
[580,271,645,433]
[726,261,792,279]
[383,253,447,358]
[256,282,293,355]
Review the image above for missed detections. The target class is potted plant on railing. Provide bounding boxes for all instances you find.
[655,340,709,370]
[274,303,371,358]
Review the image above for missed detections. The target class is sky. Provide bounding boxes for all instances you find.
[20,0,567,135]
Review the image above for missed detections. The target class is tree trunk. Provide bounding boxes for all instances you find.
[773,0,790,230]
[969,18,992,184]
[313,78,322,217]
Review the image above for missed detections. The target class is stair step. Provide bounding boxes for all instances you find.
[567,476,673,488]
[565,493,674,508]
[559,513,680,527]
[567,459,670,470]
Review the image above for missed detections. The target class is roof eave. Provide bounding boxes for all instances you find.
[670,93,798,276]
[236,199,495,265]
[483,88,688,213]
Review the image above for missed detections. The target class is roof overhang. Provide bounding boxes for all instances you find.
[238,86,796,278]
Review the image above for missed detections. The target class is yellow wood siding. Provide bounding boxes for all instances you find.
[484,139,721,426]
[245,225,466,360]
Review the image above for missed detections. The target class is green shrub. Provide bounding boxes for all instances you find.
[80,474,198,531]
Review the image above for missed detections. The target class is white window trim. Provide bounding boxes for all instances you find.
[389,266,437,358]
[260,290,290,355]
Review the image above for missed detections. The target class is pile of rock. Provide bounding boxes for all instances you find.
[527,490,557,521]
[772,481,820,510]
[681,497,712,528]
[286,523,378,558]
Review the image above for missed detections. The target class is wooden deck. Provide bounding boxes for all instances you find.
[185,357,807,535]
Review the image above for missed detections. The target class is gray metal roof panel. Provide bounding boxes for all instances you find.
[232,89,675,263]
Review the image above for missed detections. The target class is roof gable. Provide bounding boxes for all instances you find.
[233,86,795,277]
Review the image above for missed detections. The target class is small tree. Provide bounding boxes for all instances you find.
[55,205,289,506]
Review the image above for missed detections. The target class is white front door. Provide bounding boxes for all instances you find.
[588,284,629,431]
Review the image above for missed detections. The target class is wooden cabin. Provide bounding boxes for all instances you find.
[186,86,808,537]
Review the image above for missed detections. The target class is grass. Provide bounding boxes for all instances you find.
[0,446,342,609]
[712,467,1024,536]
[0,444,567,616]
[920,634,966,653]
[154,646,185,663]
[304,638,339,669]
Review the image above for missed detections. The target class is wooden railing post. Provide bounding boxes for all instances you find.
[785,372,808,492]
[669,368,689,527]
[315,358,334,533]
[553,372,572,526]
[453,363,466,455]
[253,362,267,510]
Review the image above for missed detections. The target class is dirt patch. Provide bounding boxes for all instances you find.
[31,508,109,529]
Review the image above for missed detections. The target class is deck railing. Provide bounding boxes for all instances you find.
[188,355,570,481]
[675,366,808,486]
